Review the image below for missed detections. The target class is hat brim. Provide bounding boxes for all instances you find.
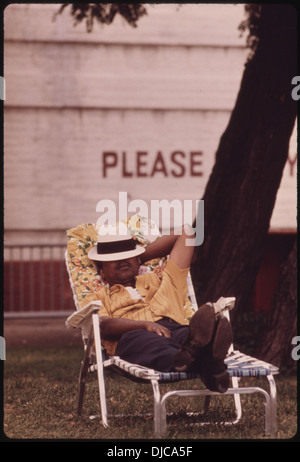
[88,244,145,262]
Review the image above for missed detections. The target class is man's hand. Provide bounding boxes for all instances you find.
[140,224,195,269]
[143,321,171,338]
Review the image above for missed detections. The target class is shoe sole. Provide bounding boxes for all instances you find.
[211,317,233,361]
[188,304,216,348]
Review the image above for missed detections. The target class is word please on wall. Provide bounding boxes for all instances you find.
[102,151,204,178]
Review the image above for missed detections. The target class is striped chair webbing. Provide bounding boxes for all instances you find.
[157,371,200,382]
[111,352,278,383]
[111,357,201,382]
[112,357,161,381]
[155,352,278,382]
[225,351,279,378]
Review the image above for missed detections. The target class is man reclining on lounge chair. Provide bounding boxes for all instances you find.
[88,224,233,393]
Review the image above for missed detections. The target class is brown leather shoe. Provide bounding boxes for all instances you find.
[173,309,233,394]
[173,304,216,372]
[199,317,233,393]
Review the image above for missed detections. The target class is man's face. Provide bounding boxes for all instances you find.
[100,256,140,287]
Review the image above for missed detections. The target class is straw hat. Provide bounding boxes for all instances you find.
[88,226,145,262]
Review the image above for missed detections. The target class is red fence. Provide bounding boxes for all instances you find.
[4,245,74,317]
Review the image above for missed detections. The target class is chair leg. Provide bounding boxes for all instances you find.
[92,314,109,428]
[77,366,86,415]
[151,379,163,436]
[231,376,242,424]
[266,374,277,435]
[77,328,94,415]
[203,396,211,414]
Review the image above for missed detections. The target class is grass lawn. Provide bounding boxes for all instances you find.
[3,344,298,441]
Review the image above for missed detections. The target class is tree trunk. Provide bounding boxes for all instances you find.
[256,239,297,368]
[191,5,297,323]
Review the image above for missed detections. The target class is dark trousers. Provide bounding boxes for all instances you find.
[115,319,189,372]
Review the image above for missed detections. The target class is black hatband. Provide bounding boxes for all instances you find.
[97,238,137,255]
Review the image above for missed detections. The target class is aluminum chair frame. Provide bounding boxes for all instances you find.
[86,312,278,436]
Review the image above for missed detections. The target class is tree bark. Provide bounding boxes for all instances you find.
[191,5,297,322]
[256,239,297,368]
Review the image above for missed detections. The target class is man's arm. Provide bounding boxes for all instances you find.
[100,316,171,340]
[140,224,195,269]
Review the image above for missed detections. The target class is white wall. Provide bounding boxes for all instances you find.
[4,4,296,246]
